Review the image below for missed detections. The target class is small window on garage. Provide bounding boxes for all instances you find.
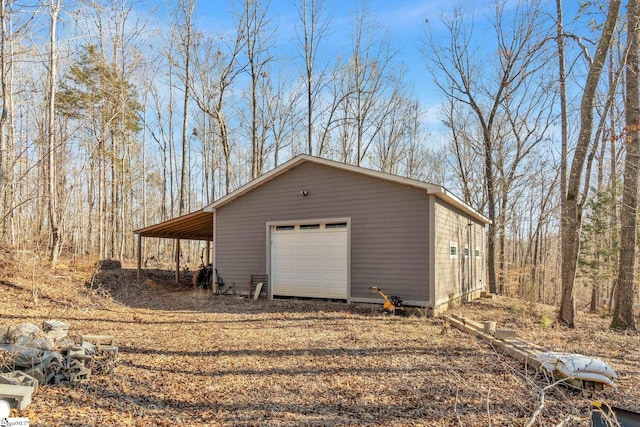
[300,224,320,230]
[450,241,458,259]
[325,222,347,229]
[275,225,295,231]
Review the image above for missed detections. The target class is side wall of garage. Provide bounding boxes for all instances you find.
[214,161,431,304]
[432,198,486,312]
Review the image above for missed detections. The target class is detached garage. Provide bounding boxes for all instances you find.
[136,154,489,315]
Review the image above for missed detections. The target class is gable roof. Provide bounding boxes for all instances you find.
[204,154,490,224]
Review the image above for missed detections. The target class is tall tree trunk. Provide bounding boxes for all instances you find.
[608,41,622,309]
[558,0,621,327]
[556,0,568,304]
[87,157,95,254]
[219,117,231,195]
[47,0,61,267]
[498,188,509,295]
[611,0,639,331]
[484,131,498,294]
[168,55,175,218]
[557,0,568,227]
[296,0,325,156]
[179,0,195,215]
[242,0,272,179]
[0,0,10,237]
[110,132,116,258]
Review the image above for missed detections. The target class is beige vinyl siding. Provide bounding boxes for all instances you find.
[214,161,430,302]
[433,198,485,308]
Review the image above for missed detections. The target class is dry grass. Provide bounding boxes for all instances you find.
[0,256,638,426]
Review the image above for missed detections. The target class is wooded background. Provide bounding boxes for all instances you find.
[0,0,636,328]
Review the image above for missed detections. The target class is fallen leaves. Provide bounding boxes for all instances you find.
[0,263,637,426]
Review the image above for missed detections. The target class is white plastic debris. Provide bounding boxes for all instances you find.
[536,352,618,388]
[42,320,69,343]
[5,323,42,342]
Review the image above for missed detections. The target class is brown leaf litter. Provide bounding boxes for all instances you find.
[0,257,637,426]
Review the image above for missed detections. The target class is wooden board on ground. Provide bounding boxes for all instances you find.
[253,283,263,300]
[447,314,607,391]
[448,314,546,370]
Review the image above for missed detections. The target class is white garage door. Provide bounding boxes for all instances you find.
[271,222,348,299]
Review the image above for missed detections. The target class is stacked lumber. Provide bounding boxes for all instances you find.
[447,314,545,367]
[447,314,617,390]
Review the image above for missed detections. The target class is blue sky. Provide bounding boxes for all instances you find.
[182,0,467,135]
[139,0,586,146]
[186,0,576,126]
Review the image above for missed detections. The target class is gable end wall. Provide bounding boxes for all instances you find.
[214,161,430,302]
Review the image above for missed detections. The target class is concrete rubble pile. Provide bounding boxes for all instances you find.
[0,320,117,409]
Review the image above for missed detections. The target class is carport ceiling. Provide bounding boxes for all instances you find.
[134,210,213,241]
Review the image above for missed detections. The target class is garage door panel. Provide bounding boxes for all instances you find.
[272,225,348,299]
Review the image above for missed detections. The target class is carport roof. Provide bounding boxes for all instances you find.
[134,209,213,241]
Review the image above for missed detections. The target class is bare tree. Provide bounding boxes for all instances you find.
[402,131,445,185]
[0,0,12,237]
[423,0,554,295]
[442,100,486,210]
[177,0,196,215]
[47,0,61,266]
[611,0,638,331]
[370,93,419,175]
[0,1,38,240]
[236,0,273,179]
[295,0,332,156]
[495,72,556,295]
[344,3,397,167]
[577,31,625,313]
[558,0,621,327]
[191,28,245,195]
[56,0,147,260]
[259,69,302,167]
[556,0,568,248]
[152,25,179,221]
[315,62,348,158]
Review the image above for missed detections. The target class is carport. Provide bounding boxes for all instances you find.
[134,209,213,283]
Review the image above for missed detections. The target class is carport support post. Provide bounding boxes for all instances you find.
[137,234,142,283]
[175,238,181,284]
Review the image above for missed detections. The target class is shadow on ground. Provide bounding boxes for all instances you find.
[85,267,379,316]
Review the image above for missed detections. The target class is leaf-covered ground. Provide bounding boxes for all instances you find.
[0,253,638,426]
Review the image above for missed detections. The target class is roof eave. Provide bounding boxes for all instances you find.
[204,154,490,224]
[430,187,491,224]
[204,156,308,212]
